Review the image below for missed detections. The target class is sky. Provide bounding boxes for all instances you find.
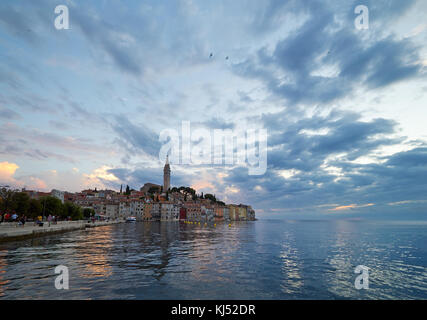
[0,0,426,219]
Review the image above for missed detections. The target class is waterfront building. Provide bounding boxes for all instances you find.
[150,202,161,221]
[130,200,144,220]
[51,189,65,203]
[184,201,202,221]
[93,202,106,217]
[160,202,180,221]
[119,200,131,218]
[106,204,119,219]
[201,205,214,222]
[214,206,224,220]
[223,206,230,221]
[237,205,248,221]
[228,204,238,221]
[179,207,187,220]
[143,203,152,220]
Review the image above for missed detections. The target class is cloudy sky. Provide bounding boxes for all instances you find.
[1,0,426,219]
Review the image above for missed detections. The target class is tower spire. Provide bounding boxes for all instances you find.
[163,155,171,192]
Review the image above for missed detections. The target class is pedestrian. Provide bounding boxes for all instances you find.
[47,214,52,227]
[36,215,43,227]
[19,215,26,227]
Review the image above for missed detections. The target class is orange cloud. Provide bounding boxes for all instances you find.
[26,177,47,190]
[191,180,215,191]
[0,161,19,182]
[83,166,119,189]
[330,203,374,211]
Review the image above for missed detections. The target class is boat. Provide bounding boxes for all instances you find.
[126,216,137,222]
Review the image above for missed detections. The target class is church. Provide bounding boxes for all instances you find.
[139,156,170,194]
[163,155,170,192]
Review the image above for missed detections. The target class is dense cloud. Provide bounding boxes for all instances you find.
[0,0,426,218]
[233,0,423,106]
[111,115,161,159]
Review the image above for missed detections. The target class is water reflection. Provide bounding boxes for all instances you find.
[0,220,426,299]
[75,227,113,279]
[280,230,304,295]
[0,251,10,297]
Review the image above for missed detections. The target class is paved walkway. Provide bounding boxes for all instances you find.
[0,220,121,242]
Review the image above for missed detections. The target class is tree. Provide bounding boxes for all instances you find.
[0,187,14,213]
[204,194,216,202]
[125,185,130,195]
[28,199,42,219]
[11,192,30,216]
[40,196,63,217]
[83,208,95,218]
[148,186,158,194]
[63,202,83,220]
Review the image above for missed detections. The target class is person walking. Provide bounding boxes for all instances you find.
[11,213,18,227]
[19,215,26,227]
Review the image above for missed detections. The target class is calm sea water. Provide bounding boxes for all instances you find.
[0,219,426,299]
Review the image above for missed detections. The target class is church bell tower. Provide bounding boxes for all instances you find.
[163,155,171,192]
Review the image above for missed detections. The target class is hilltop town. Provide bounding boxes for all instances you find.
[8,157,255,222]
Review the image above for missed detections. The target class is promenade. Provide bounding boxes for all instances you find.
[0,220,122,243]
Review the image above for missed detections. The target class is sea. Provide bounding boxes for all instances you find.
[0,219,426,299]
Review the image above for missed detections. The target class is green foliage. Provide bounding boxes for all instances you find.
[0,187,14,212]
[148,186,159,194]
[11,192,30,215]
[83,208,95,218]
[204,193,216,202]
[40,196,63,217]
[63,202,83,220]
[125,185,130,195]
[28,199,42,218]
[0,188,89,221]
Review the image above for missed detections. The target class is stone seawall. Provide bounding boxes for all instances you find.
[0,220,122,243]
